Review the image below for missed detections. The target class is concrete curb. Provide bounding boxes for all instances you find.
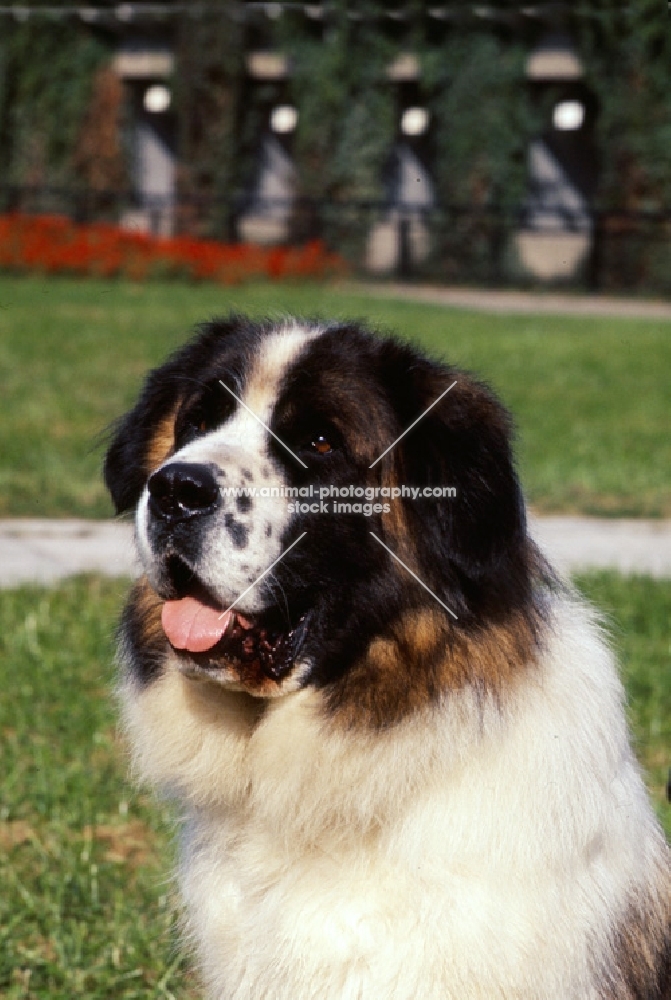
[2,517,671,587]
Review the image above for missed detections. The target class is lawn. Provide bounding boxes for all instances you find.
[0,573,669,998]
[0,274,670,517]
[0,577,195,1000]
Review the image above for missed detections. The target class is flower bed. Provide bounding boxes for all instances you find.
[0,213,348,283]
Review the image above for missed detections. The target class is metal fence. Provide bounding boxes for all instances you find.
[2,184,671,294]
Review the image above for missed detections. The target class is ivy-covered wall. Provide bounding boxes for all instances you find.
[173,9,245,239]
[573,0,671,290]
[575,0,671,213]
[282,8,396,205]
[0,18,109,191]
[0,1,669,287]
[422,29,538,282]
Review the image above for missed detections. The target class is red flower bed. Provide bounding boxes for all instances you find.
[0,213,348,283]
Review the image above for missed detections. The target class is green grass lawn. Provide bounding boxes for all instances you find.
[0,573,669,998]
[0,274,670,518]
[0,577,195,1000]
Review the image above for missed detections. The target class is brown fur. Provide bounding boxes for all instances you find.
[599,878,671,999]
[145,405,179,475]
[315,366,393,466]
[327,603,539,729]
[378,454,417,566]
[129,576,167,655]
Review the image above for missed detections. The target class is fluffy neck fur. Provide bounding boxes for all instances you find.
[119,591,670,999]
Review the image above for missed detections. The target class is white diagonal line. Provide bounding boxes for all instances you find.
[369,380,457,469]
[369,532,458,620]
[217,531,307,620]
[219,379,308,469]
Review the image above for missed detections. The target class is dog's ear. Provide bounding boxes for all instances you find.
[377,341,530,619]
[104,316,248,514]
[104,356,185,515]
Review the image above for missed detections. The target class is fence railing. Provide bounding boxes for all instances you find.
[1,184,671,294]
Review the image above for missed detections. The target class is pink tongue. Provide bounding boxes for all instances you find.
[161,596,249,654]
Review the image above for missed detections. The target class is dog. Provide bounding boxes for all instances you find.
[105,315,670,1000]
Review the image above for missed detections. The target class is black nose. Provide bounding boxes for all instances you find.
[148,462,220,522]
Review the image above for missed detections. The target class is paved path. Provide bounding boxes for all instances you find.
[343,281,671,321]
[0,520,138,587]
[1,517,671,588]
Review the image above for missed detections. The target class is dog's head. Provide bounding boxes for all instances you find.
[106,316,541,725]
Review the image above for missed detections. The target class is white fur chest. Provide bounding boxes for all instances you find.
[180,792,602,1000]
[171,603,662,1000]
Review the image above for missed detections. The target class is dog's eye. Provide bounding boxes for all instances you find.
[311,435,333,455]
[180,407,215,443]
[175,383,235,447]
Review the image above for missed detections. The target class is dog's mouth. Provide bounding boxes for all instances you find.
[160,555,308,685]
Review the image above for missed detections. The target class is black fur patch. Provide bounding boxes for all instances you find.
[224,513,249,549]
[257,323,545,711]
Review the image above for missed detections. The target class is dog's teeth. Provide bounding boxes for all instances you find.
[210,611,302,681]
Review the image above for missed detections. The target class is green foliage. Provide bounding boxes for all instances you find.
[0,3,670,288]
[560,1,671,289]
[0,19,108,191]
[278,4,396,253]
[174,8,246,239]
[574,0,671,211]
[422,31,537,280]
[282,9,395,203]
[424,32,533,209]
